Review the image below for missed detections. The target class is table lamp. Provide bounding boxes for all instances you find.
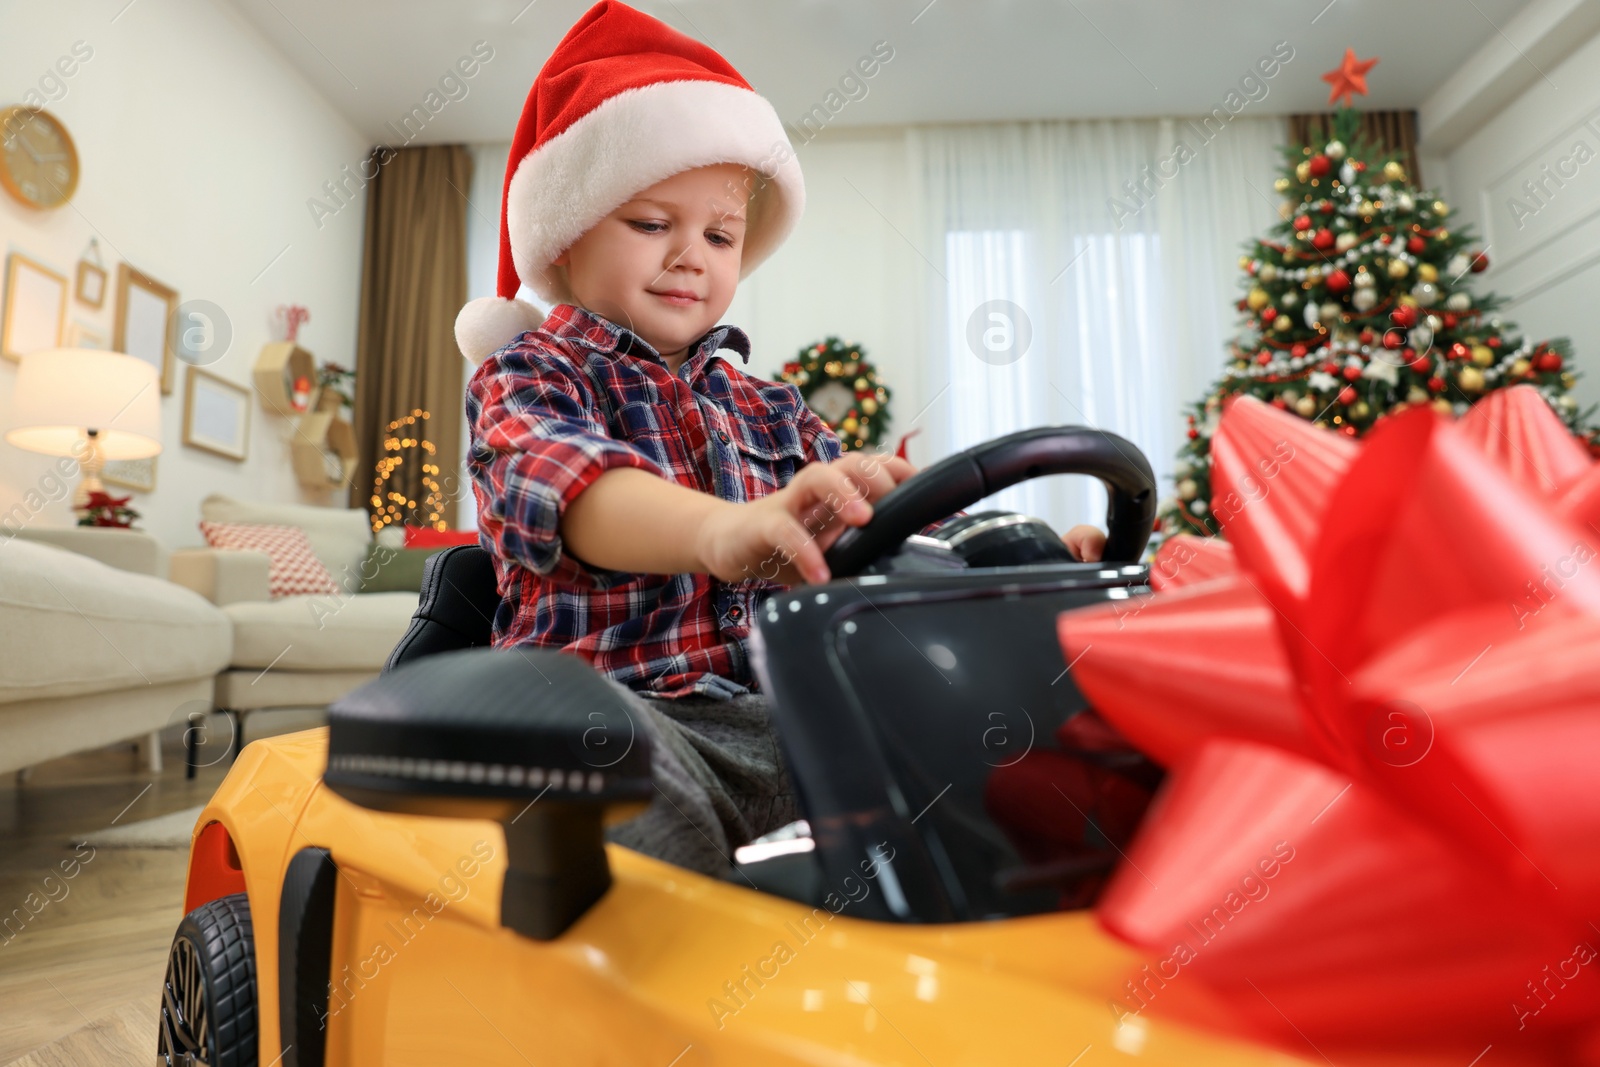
[5,348,163,509]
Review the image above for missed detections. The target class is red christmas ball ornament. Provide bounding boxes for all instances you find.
[1407,235,1426,254]
[1187,428,1199,440]
[1443,313,1459,329]
[1326,269,1351,293]
[1312,228,1335,250]
[1343,364,1362,381]
[1309,154,1331,177]
[1391,305,1418,328]
[1338,385,1357,405]
[1256,351,1273,365]
[1271,396,1289,409]
[1428,375,1446,393]
[1320,360,1340,374]
[1352,160,1367,171]
[1382,330,1405,349]
[1291,342,1308,358]
[1358,330,1375,346]
[1536,350,1564,372]
[1471,251,1490,273]
[1261,307,1278,324]
[1293,215,1313,232]
[1487,336,1502,349]
[1319,200,1335,214]
[1448,343,1470,361]
[1341,424,1358,436]
[1409,351,1431,373]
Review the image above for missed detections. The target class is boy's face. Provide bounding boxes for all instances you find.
[553,163,753,368]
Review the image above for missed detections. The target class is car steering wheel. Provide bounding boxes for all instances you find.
[822,426,1156,579]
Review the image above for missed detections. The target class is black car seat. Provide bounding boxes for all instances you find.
[384,544,501,671]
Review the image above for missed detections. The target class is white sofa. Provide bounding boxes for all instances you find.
[167,494,420,768]
[1,527,232,776]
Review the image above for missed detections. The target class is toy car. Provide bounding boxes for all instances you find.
[156,427,1314,1066]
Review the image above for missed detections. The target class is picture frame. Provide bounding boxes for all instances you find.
[75,258,106,309]
[66,319,107,349]
[1,252,68,362]
[183,367,251,462]
[114,262,177,394]
[102,455,158,493]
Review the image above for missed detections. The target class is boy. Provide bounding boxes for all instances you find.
[458,1,1104,877]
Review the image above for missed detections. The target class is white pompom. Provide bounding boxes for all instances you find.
[454,296,544,365]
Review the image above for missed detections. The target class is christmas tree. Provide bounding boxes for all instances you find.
[1163,51,1593,537]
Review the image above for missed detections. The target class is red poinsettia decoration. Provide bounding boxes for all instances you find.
[1058,387,1600,1059]
[77,490,141,529]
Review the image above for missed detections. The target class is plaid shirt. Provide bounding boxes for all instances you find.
[469,303,923,700]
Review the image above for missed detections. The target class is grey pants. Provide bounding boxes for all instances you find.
[599,678,800,877]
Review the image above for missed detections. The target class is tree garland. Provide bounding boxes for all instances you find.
[777,337,893,451]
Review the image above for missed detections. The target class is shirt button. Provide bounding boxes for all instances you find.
[728,605,742,620]
[716,429,730,444]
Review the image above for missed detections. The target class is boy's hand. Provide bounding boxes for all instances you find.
[696,452,918,586]
[1063,524,1106,562]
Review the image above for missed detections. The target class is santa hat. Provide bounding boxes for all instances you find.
[455,0,806,364]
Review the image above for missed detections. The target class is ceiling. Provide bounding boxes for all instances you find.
[222,0,1532,145]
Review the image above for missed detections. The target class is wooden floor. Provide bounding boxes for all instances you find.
[0,709,322,1066]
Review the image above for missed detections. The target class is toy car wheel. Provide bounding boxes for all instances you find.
[157,892,258,1067]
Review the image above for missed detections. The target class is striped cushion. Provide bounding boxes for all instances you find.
[199,521,339,599]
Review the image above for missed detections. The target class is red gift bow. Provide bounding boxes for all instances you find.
[1058,387,1600,1059]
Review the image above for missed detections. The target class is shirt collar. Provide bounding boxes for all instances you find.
[547,303,751,376]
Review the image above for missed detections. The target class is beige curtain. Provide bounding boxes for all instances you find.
[350,145,472,528]
[1288,110,1422,187]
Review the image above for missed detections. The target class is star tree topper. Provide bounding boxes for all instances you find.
[1322,48,1379,107]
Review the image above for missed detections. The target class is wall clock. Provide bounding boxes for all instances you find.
[0,107,80,209]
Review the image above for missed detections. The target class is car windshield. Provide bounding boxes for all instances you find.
[832,575,1163,920]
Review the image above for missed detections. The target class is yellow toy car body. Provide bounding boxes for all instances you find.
[172,726,1309,1066]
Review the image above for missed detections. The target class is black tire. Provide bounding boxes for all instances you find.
[158,891,258,1067]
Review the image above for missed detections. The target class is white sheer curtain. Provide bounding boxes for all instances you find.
[905,116,1284,533]
[460,142,536,529]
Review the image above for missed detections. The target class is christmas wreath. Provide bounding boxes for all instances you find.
[777,337,892,451]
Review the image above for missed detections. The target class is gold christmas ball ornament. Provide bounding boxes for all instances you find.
[861,397,878,414]
[1246,287,1270,310]
[1432,397,1455,414]
[1177,478,1199,501]
[1239,255,1253,271]
[1436,229,1450,242]
[1274,316,1292,332]
[1294,395,1318,417]
[1351,400,1371,419]
[1417,263,1438,283]
[1458,366,1486,392]
[1562,372,1577,389]
[854,376,869,390]
[1397,294,1419,308]
[1432,201,1450,217]
[1296,160,1311,182]
[1388,259,1411,279]
[1383,160,1407,182]
[841,417,859,434]
[1471,345,1494,367]
[1407,386,1430,404]
[1273,177,1291,193]
[1511,358,1532,376]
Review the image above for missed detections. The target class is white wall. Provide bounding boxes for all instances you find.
[0,0,370,551]
[1422,0,1600,415]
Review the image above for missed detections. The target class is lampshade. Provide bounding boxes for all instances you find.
[5,348,162,459]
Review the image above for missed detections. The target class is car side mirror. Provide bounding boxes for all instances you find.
[323,648,653,940]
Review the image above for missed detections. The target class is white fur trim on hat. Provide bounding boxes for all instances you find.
[506,79,805,307]
[455,296,544,365]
